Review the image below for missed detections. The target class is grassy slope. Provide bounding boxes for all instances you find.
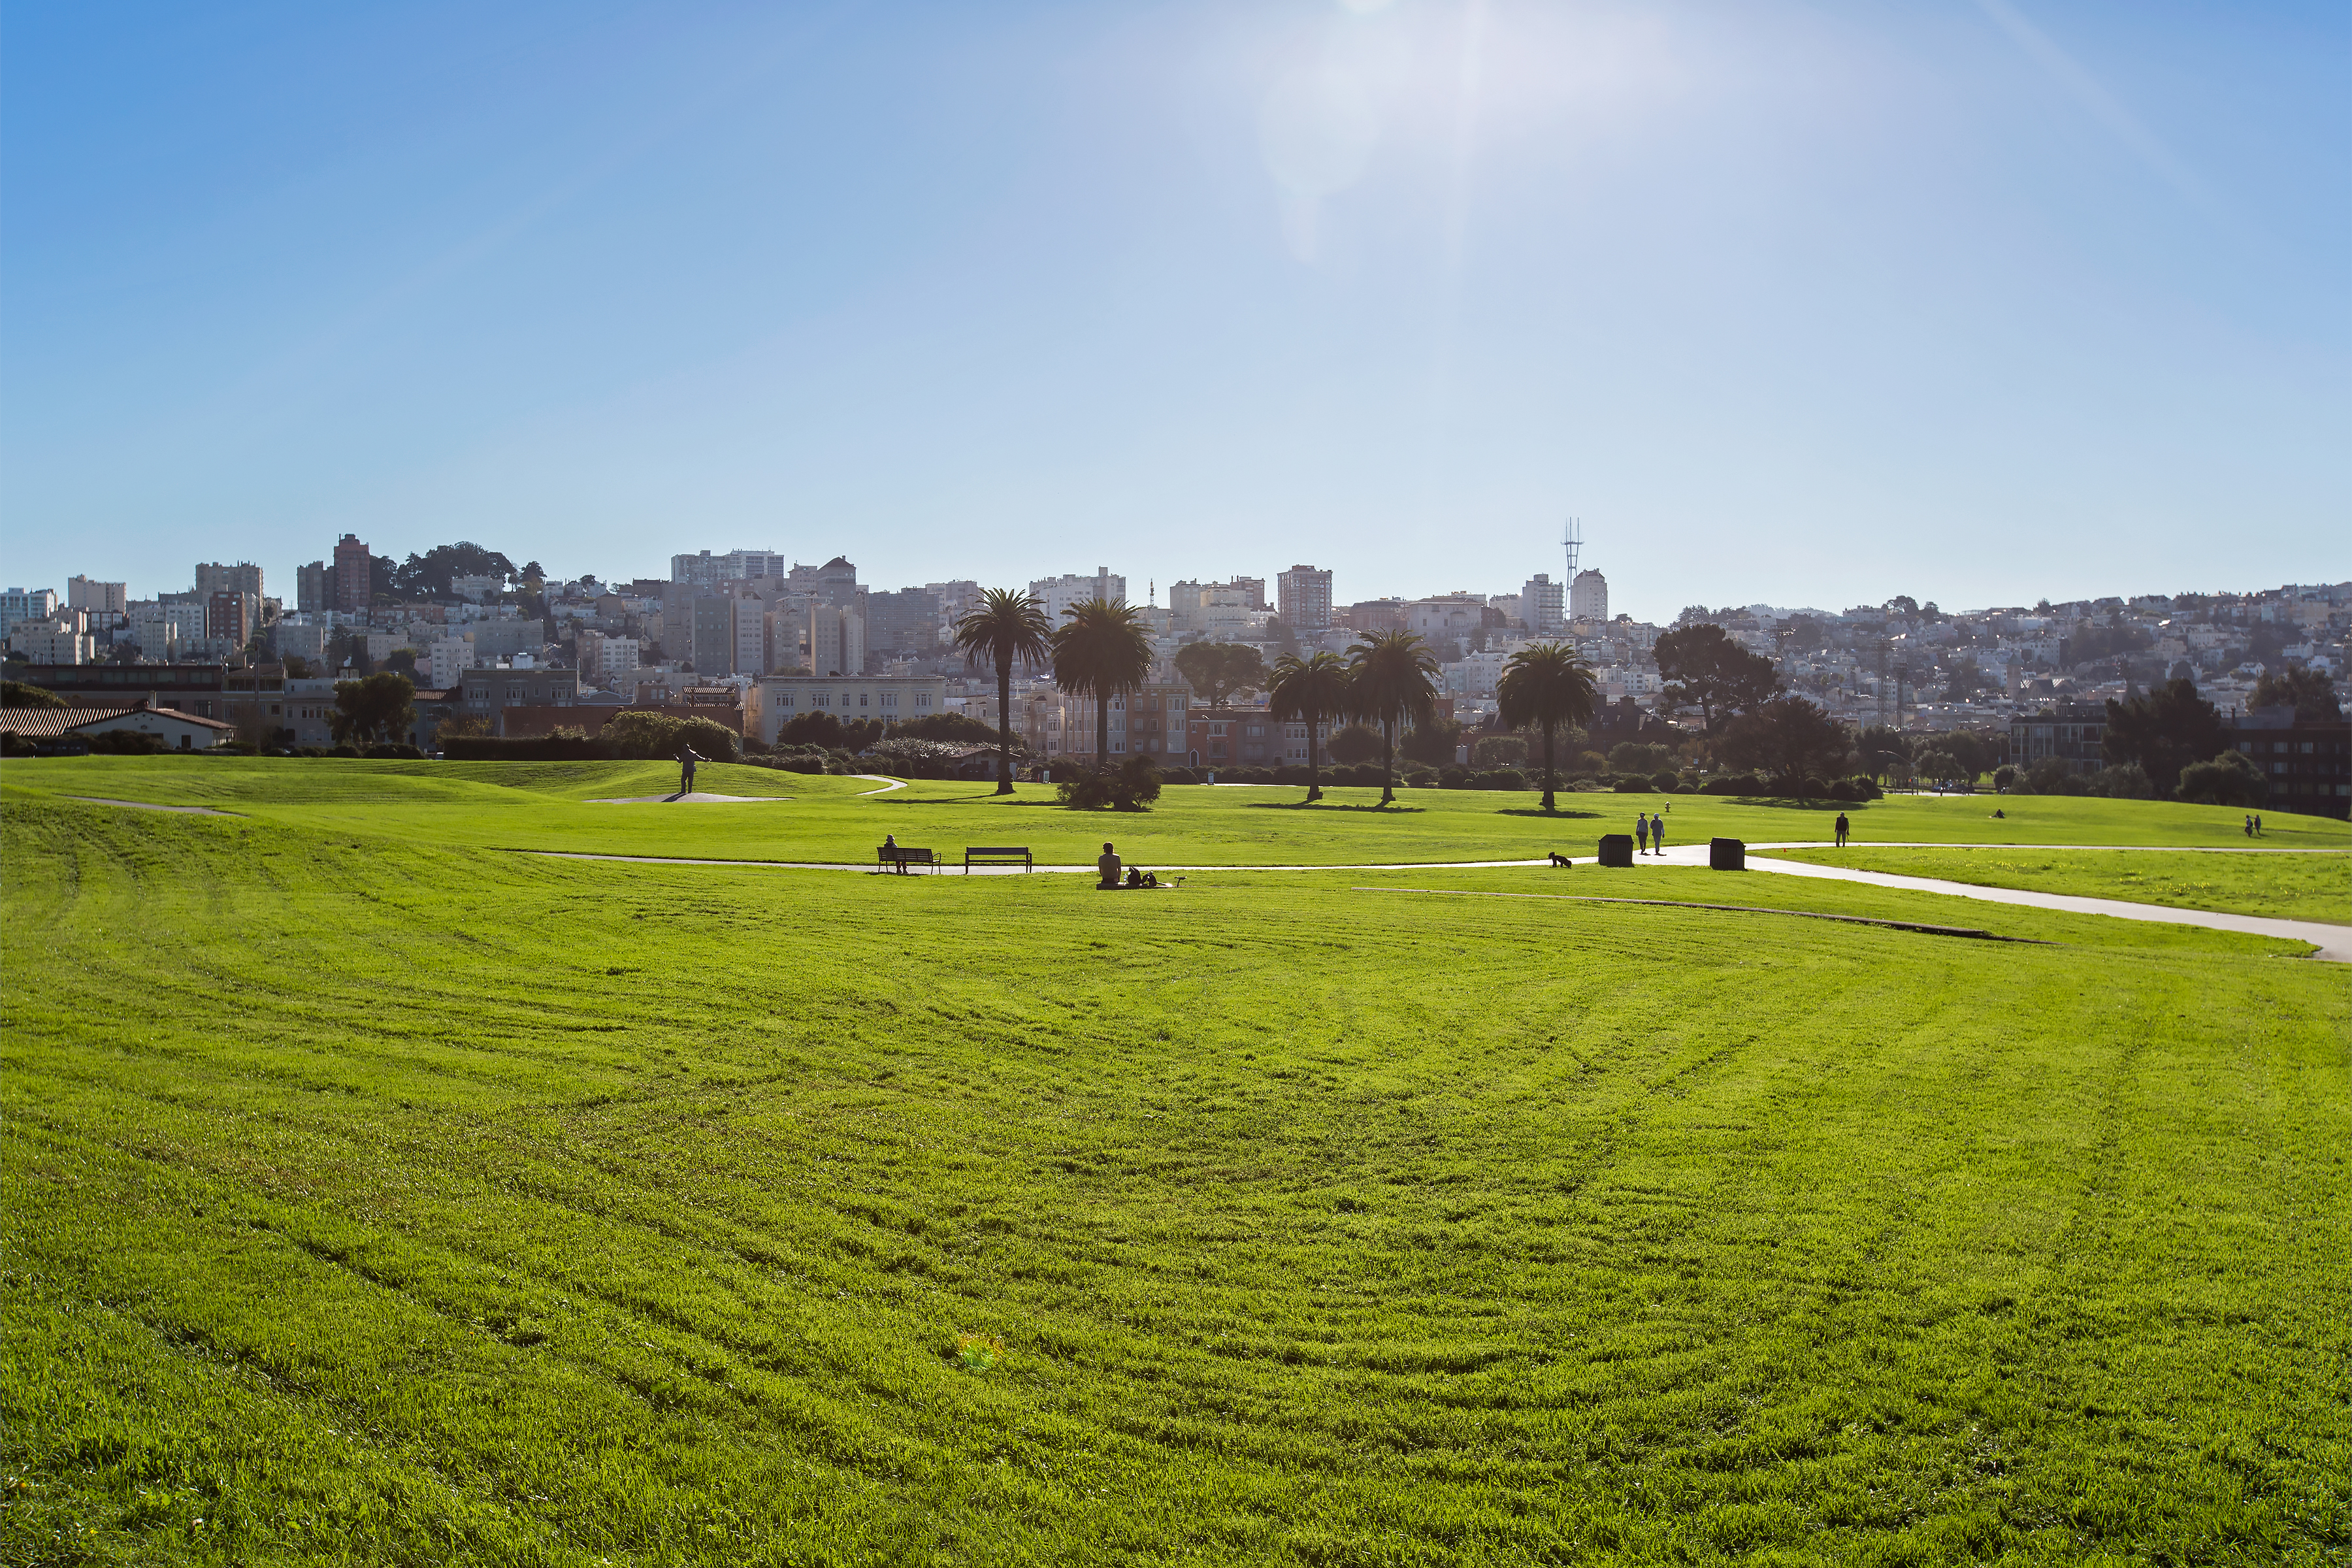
[1779,847,2352,925]
[5,792,2348,1564]
[8,757,2349,871]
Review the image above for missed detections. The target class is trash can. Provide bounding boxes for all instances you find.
[1709,837,1746,871]
[1597,834,1634,868]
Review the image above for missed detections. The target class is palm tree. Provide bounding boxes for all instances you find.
[1051,597,1156,774]
[1267,651,1349,802]
[1343,630,1440,806]
[1495,642,1599,812]
[952,588,1053,795]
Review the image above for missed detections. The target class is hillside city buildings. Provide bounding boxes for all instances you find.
[7,533,2347,812]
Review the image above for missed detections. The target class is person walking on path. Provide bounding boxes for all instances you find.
[1835,811,1850,848]
[675,742,706,798]
[1635,813,1651,855]
[1651,814,1667,854]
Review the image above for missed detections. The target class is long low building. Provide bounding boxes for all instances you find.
[0,700,236,750]
[752,675,947,743]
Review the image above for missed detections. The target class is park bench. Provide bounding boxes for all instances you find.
[879,845,939,874]
[964,845,1034,873]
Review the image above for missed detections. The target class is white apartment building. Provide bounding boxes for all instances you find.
[1522,573,1566,635]
[1569,568,1609,623]
[1030,568,1126,625]
[1,588,58,625]
[802,604,866,678]
[1406,595,1488,659]
[67,577,128,613]
[12,622,96,664]
[428,638,478,689]
[754,674,945,744]
[1168,580,1261,640]
[673,549,789,588]
[574,631,642,687]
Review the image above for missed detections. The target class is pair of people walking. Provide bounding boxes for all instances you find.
[2244,814,2264,838]
[1635,811,1668,855]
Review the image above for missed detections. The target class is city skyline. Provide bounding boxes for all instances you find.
[5,1,2347,619]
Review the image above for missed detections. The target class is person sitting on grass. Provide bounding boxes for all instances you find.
[1097,841,1122,889]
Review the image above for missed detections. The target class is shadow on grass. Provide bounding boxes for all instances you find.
[1494,808,1605,820]
[882,797,1068,807]
[1245,802,1428,815]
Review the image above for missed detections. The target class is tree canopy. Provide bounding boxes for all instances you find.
[2102,679,2227,797]
[329,673,417,747]
[1173,642,1266,709]
[389,544,518,601]
[1267,651,1350,800]
[951,589,1053,794]
[1052,598,1155,772]
[1495,642,1599,811]
[1343,630,1439,805]
[1653,623,1780,730]
[1717,696,1852,792]
[2251,663,2343,722]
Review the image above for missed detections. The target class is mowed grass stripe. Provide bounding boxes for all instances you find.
[6,788,2348,1563]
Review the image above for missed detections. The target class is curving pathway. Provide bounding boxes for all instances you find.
[41,794,2348,962]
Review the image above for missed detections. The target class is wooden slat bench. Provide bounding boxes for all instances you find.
[879,846,938,874]
[963,845,1034,873]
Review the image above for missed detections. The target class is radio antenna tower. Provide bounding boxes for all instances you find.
[1563,518,1582,578]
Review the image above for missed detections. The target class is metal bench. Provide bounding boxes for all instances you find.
[964,845,1033,873]
[879,845,939,874]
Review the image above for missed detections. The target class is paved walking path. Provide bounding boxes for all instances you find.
[44,794,2348,961]
[512,843,2349,960]
[589,792,792,804]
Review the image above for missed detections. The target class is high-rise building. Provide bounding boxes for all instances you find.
[672,549,789,589]
[1522,573,1565,635]
[788,557,864,608]
[195,561,265,602]
[866,588,941,654]
[67,577,128,614]
[1030,568,1126,625]
[1570,569,1609,623]
[803,603,865,678]
[333,534,372,613]
[925,580,982,630]
[204,590,253,649]
[296,561,331,613]
[1277,566,1333,631]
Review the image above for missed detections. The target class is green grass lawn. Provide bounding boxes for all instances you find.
[5,779,2348,1565]
[1778,846,2352,925]
[8,756,2349,871]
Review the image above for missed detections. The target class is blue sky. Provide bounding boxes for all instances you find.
[4,0,2344,622]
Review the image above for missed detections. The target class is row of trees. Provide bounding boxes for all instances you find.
[946,587,1615,811]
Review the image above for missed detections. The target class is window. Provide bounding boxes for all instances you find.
[881,692,897,709]
[915,691,932,708]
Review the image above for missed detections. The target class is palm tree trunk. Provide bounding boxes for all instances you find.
[1380,717,1396,805]
[1098,691,1110,774]
[1541,722,1557,812]
[995,655,1015,795]
[1307,711,1322,802]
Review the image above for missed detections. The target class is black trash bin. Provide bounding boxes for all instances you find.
[1709,837,1746,870]
[1597,834,1634,868]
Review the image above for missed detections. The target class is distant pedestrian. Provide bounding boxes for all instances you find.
[1635,813,1650,855]
[1651,815,1667,854]
[2244,815,2254,838]
[1835,811,1850,848]
[2254,814,2263,836]
[676,742,706,797]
